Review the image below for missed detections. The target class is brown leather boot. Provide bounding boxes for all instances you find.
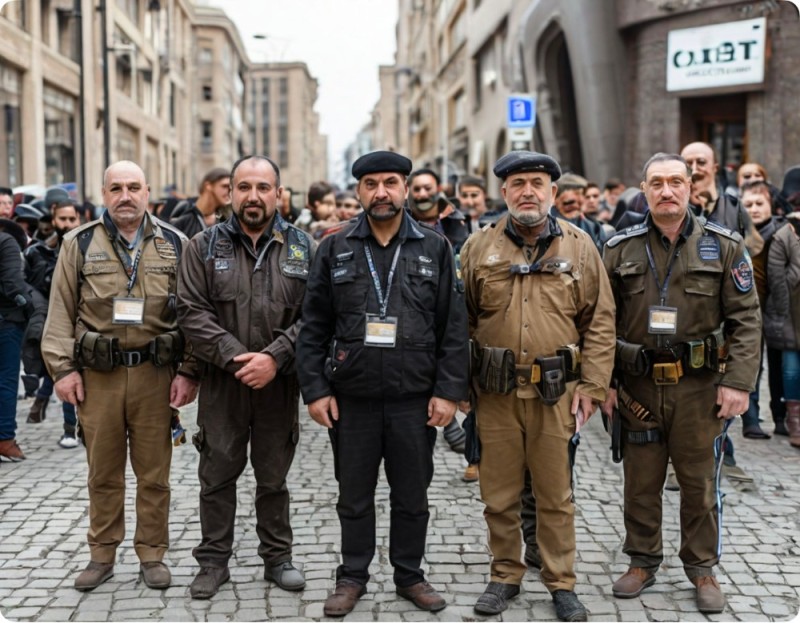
[785,400,800,448]
[0,439,25,462]
[27,397,48,423]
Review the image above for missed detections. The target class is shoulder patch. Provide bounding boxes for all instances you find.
[731,249,754,293]
[606,223,649,248]
[703,219,739,242]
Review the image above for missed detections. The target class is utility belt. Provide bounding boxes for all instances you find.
[74,330,184,372]
[615,326,728,386]
[475,343,581,405]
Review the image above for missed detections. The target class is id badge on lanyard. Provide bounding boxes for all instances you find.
[362,241,403,349]
[113,297,145,324]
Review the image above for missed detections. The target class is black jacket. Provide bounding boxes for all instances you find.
[296,211,469,403]
[24,240,58,298]
[0,232,32,324]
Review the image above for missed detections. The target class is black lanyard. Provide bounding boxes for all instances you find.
[644,237,681,306]
[111,232,144,296]
[363,241,402,319]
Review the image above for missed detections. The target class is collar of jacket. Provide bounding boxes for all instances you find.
[756,215,785,243]
[503,212,562,248]
[645,208,694,248]
[345,210,425,242]
[220,211,289,247]
[102,209,153,245]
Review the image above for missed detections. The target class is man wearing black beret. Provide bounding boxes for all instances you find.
[297,150,469,616]
[461,150,616,621]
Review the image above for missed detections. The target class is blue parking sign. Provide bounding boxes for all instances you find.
[508,95,536,128]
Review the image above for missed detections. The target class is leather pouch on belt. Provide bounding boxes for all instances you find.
[535,356,566,406]
[151,330,185,367]
[478,347,516,394]
[78,331,118,372]
[615,338,649,376]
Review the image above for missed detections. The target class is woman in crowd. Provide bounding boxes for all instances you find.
[764,191,800,448]
[740,181,787,437]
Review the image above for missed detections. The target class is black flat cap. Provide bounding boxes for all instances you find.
[45,186,71,207]
[352,150,412,180]
[493,150,561,181]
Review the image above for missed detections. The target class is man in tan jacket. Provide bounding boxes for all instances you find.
[461,151,615,621]
[42,160,198,591]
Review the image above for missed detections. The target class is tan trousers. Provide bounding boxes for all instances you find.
[79,363,173,563]
[477,390,577,591]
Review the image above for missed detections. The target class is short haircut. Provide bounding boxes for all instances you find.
[51,201,79,216]
[585,181,599,192]
[641,153,692,181]
[740,180,772,201]
[458,175,486,193]
[604,177,624,191]
[408,168,440,186]
[335,189,357,202]
[230,155,281,188]
[307,181,334,206]
[198,167,230,195]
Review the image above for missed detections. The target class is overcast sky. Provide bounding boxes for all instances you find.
[206,0,399,180]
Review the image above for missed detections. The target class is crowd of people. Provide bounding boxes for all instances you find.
[0,141,798,622]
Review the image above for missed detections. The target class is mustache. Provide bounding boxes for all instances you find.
[241,201,265,209]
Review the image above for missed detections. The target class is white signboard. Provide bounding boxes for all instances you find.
[666,17,766,92]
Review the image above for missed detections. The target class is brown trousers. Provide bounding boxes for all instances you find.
[79,363,173,563]
[619,373,723,578]
[477,389,577,591]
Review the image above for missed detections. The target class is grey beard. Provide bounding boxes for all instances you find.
[510,208,547,227]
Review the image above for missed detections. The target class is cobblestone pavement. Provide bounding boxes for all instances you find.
[1,387,799,623]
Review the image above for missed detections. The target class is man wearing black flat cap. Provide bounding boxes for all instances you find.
[297,150,469,617]
[461,150,616,621]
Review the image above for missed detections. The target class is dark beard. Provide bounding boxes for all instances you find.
[366,202,401,222]
[238,203,269,229]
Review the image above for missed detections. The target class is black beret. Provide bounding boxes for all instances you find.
[493,150,562,182]
[352,150,412,180]
[45,186,71,207]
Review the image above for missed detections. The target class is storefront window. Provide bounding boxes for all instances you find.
[0,63,22,186]
[43,84,76,186]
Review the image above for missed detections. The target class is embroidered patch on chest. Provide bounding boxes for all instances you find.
[154,237,177,260]
[697,235,721,262]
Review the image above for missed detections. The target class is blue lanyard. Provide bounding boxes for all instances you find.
[644,237,681,306]
[363,241,402,319]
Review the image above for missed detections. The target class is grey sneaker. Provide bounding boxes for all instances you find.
[264,561,305,591]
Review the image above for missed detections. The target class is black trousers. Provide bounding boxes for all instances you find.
[193,369,299,567]
[331,394,436,587]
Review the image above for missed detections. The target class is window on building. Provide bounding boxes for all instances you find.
[199,47,213,64]
[202,84,212,101]
[117,120,137,163]
[452,89,466,131]
[115,52,133,98]
[0,64,22,186]
[169,82,176,127]
[279,77,288,96]
[278,125,288,167]
[262,77,271,95]
[449,7,465,53]
[55,3,77,61]
[201,120,212,152]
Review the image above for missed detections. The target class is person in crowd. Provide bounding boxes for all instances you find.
[335,190,362,222]
[177,155,311,599]
[608,189,648,231]
[764,193,800,449]
[407,168,471,253]
[461,150,615,621]
[603,152,761,614]
[736,162,790,217]
[170,167,231,239]
[582,182,606,222]
[0,186,14,219]
[13,203,45,244]
[550,173,607,252]
[41,160,198,591]
[296,150,468,617]
[598,178,626,215]
[406,167,468,458]
[279,186,301,224]
[739,181,786,438]
[23,197,82,447]
[458,175,491,226]
[297,181,340,239]
[0,218,33,461]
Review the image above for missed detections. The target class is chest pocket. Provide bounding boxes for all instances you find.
[685,265,723,298]
[615,261,647,296]
[402,259,439,312]
[81,261,121,299]
[144,263,176,298]
[331,261,367,312]
[209,259,239,301]
[476,260,512,311]
[539,265,579,314]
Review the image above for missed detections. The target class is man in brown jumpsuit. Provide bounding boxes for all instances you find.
[603,153,761,613]
[461,151,615,621]
[42,160,199,591]
[177,155,312,599]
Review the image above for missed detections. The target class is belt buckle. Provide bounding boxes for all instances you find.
[652,362,679,385]
[121,350,141,367]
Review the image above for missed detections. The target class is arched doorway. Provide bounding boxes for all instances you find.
[536,25,585,174]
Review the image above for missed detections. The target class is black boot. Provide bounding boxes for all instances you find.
[27,397,48,423]
[774,417,789,436]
